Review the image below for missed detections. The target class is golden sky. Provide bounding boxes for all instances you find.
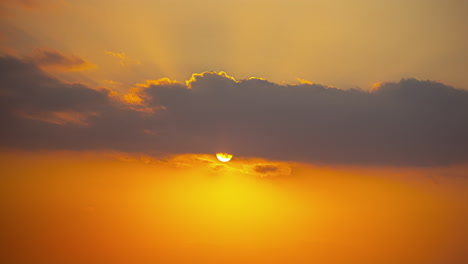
[1,1,468,263]
[1,151,467,263]
[1,0,467,89]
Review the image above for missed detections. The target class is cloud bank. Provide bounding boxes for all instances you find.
[1,56,467,166]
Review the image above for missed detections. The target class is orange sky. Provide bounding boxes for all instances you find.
[1,151,467,264]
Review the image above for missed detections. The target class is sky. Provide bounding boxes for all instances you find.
[1,0,467,263]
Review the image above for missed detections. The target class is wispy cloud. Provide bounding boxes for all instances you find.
[104,50,140,66]
[27,48,95,72]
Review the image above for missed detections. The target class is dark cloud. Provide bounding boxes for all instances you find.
[254,164,279,173]
[0,56,106,112]
[1,56,467,166]
[0,56,145,150]
[140,73,468,166]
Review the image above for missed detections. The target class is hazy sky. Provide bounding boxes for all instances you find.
[1,1,467,263]
[1,0,467,89]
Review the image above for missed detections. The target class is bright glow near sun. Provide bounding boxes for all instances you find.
[216,153,233,162]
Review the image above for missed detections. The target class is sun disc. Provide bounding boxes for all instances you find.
[216,153,233,162]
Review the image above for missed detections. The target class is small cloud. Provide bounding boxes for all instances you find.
[104,50,140,66]
[0,0,63,14]
[101,80,123,86]
[105,50,125,65]
[19,110,98,126]
[251,163,292,178]
[254,164,279,173]
[28,48,95,72]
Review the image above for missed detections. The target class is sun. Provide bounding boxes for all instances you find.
[216,153,233,162]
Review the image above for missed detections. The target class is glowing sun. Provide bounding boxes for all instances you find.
[216,153,233,162]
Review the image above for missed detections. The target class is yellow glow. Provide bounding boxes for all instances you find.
[136,78,179,87]
[216,152,233,162]
[185,71,238,88]
[123,92,143,105]
[1,151,467,264]
[370,81,386,92]
[297,78,314,85]
[247,76,266,81]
